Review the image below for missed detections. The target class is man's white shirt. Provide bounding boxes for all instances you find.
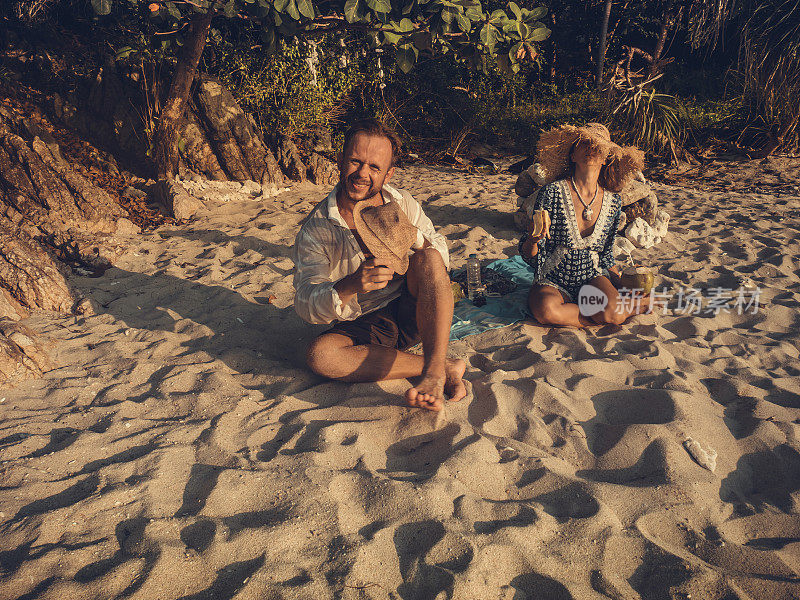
[292,184,450,325]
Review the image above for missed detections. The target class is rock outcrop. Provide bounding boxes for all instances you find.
[50,63,290,186]
[0,104,135,383]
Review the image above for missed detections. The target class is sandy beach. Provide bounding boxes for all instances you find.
[1,157,800,599]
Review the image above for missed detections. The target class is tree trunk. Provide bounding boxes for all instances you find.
[549,12,557,81]
[647,0,676,78]
[152,8,215,179]
[597,0,614,89]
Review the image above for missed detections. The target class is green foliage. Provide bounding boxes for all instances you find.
[736,0,800,151]
[208,34,368,138]
[92,0,551,77]
[609,83,687,159]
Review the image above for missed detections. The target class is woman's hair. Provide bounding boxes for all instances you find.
[567,138,616,191]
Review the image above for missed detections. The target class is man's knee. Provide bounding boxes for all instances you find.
[306,334,346,376]
[408,247,445,274]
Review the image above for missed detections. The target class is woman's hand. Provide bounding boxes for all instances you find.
[522,211,551,259]
[527,210,551,243]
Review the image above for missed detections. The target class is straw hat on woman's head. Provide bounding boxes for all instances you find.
[536,123,645,192]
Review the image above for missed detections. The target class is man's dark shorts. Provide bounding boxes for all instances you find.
[326,283,419,350]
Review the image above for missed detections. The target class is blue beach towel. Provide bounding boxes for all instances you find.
[450,255,536,340]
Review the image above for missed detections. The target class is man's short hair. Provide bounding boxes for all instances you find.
[342,118,402,165]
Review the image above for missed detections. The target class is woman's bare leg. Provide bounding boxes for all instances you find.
[528,284,595,328]
[587,275,652,325]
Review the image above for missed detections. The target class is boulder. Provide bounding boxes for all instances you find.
[620,175,658,225]
[192,76,284,186]
[0,319,53,383]
[306,152,339,187]
[619,179,651,206]
[653,210,670,238]
[613,235,637,260]
[240,180,262,197]
[0,107,138,264]
[514,162,546,198]
[155,178,201,221]
[277,136,307,182]
[623,192,658,226]
[625,217,657,249]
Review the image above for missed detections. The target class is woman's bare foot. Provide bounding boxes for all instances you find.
[405,359,467,411]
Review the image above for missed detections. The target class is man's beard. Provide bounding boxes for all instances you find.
[343,174,383,202]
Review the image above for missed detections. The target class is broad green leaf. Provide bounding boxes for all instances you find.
[517,20,529,39]
[166,1,181,19]
[285,0,300,20]
[395,43,418,72]
[344,0,360,21]
[398,17,414,31]
[440,6,458,23]
[366,0,391,14]
[489,9,505,21]
[273,0,290,10]
[529,25,550,42]
[384,29,401,43]
[479,23,495,51]
[526,6,546,20]
[223,0,236,17]
[507,1,520,19]
[91,0,111,15]
[297,0,314,19]
[115,46,134,60]
[464,6,482,21]
[456,12,470,32]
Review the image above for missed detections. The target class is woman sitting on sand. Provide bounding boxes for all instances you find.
[519,123,649,327]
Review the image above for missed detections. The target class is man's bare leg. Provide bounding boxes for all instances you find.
[306,247,465,410]
[306,333,466,409]
[402,248,464,410]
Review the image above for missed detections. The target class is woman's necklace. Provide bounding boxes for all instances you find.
[571,176,598,220]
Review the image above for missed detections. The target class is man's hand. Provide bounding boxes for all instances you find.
[334,258,395,305]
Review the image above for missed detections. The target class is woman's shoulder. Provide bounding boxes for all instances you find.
[544,179,566,192]
[539,180,565,200]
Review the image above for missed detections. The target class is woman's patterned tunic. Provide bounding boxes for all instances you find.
[518,179,622,301]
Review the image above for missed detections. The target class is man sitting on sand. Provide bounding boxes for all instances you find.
[292,118,466,411]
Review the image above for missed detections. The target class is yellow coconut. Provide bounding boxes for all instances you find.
[619,265,655,294]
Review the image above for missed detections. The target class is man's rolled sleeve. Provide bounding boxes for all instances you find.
[401,190,450,269]
[292,230,361,324]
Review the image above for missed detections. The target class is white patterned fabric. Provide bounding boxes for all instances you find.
[518,179,622,301]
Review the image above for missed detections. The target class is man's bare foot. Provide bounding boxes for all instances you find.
[444,359,467,403]
[405,359,467,411]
